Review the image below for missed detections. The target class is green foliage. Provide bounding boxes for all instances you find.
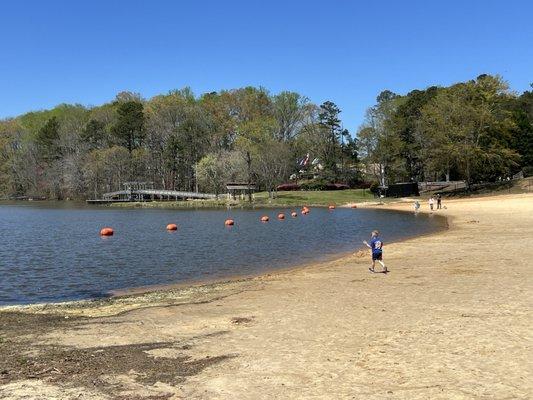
[300,178,330,191]
[512,90,533,167]
[84,146,131,196]
[273,91,310,141]
[82,119,106,149]
[111,101,145,152]
[36,116,60,161]
[235,115,293,197]
[523,166,533,177]
[1,75,531,200]
[358,74,528,188]
[318,101,343,173]
[418,75,518,185]
[358,91,404,185]
[389,86,440,180]
[196,153,225,195]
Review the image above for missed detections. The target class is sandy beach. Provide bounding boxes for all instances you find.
[1,193,532,399]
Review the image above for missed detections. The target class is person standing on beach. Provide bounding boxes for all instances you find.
[363,230,387,273]
[414,200,420,213]
[437,193,442,209]
[429,196,435,211]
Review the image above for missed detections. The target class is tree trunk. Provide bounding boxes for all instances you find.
[246,151,252,203]
[466,157,471,189]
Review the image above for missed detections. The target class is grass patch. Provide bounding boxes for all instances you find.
[110,199,236,209]
[252,189,377,206]
[107,189,385,209]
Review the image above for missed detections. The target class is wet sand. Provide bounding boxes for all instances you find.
[1,194,532,399]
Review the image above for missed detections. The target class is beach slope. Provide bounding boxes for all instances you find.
[1,194,532,399]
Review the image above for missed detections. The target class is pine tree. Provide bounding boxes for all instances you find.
[36,117,60,161]
[111,101,145,152]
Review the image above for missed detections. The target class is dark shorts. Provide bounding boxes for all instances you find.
[372,252,382,261]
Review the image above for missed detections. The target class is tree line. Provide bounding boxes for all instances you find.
[0,74,531,200]
[0,88,356,199]
[358,74,532,188]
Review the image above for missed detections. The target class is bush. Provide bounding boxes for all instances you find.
[276,183,300,191]
[337,170,363,188]
[523,166,533,177]
[327,183,350,190]
[351,181,372,189]
[300,179,329,191]
[369,182,380,194]
[299,180,349,191]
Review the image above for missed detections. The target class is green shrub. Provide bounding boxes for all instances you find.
[369,182,380,194]
[523,166,533,177]
[300,179,329,191]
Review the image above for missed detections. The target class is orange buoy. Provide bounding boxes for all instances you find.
[100,227,114,236]
[260,216,269,222]
[166,223,178,231]
[328,205,336,210]
[277,213,285,220]
[224,219,234,226]
[351,204,358,209]
[291,211,298,218]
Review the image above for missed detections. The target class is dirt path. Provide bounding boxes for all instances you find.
[1,194,532,399]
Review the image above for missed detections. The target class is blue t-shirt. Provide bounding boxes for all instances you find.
[370,237,383,254]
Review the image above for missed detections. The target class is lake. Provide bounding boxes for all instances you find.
[0,203,445,305]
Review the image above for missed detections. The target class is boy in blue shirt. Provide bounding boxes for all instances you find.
[363,230,388,273]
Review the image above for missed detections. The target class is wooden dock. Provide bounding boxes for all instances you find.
[87,182,218,204]
[87,188,217,204]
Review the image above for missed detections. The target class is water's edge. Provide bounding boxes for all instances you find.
[0,208,448,310]
[112,209,448,297]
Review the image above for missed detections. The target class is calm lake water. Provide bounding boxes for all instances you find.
[0,202,445,305]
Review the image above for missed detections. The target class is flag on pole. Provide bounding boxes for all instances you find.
[299,153,310,167]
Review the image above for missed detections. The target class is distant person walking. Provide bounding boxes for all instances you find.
[429,196,435,211]
[437,193,442,209]
[363,230,388,273]
[414,200,420,213]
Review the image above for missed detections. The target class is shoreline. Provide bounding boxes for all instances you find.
[1,193,531,399]
[0,203,447,314]
[111,206,448,299]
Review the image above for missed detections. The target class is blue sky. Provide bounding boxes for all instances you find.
[0,0,531,131]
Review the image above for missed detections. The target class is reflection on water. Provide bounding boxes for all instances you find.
[0,203,445,305]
